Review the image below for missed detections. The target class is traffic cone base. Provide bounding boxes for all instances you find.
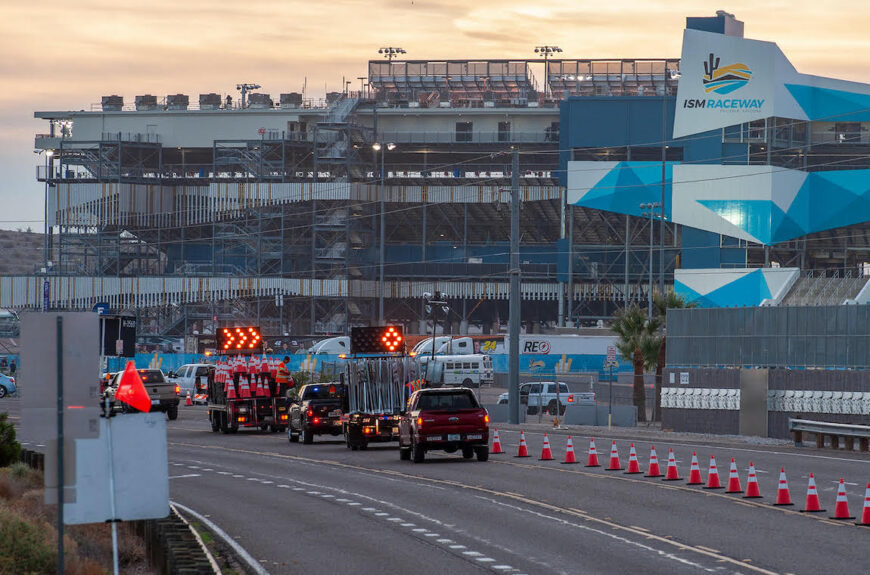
[606,441,623,470]
[561,436,578,464]
[491,429,504,454]
[830,479,854,520]
[539,434,554,461]
[585,438,601,467]
[662,448,681,481]
[624,444,642,474]
[514,431,530,458]
[644,446,662,477]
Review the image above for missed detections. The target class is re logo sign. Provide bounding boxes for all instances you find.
[522,340,551,354]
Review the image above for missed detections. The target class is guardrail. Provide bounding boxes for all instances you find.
[789,417,870,451]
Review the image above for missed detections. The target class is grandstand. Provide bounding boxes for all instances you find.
[15,10,870,344]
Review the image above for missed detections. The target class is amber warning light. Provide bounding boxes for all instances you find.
[350,325,405,354]
[217,326,262,351]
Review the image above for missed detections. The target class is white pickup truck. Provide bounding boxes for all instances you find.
[497,381,595,415]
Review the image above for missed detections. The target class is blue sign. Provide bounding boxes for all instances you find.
[93,302,110,315]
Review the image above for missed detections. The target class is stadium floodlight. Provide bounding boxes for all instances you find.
[379,47,406,61]
[372,142,382,151]
[535,46,563,98]
[235,83,261,109]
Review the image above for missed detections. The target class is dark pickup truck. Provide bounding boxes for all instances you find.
[104,368,180,420]
[288,383,348,444]
[398,388,490,463]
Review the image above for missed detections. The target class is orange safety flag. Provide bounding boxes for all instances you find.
[116,361,152,412]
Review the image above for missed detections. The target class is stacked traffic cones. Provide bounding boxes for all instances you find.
[830,478,855,520]
[704,456,723,489]
[585,438,601,467]
[725,458,743,494]
[687,452,703,485]
[800,473,824,512]
[185,390,193,406]
[624,444,642,474]
[773,468,793,506]
[539,434,554,461]
[491,429,504,454]
[662,448,681,481]
[225,378,237,400]
[606,441,623,470]
[561,436,578,464]
[743,462,762,499]
[240,376,251,399]
[856,483,870,526]
[515,431,530,458]
[644,445,663,477]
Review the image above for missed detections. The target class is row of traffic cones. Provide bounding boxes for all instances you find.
[490,429,870,524]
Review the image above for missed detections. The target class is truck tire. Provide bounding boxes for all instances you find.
[462,378,474,388]
[462,446,474,459]
[302,426,314,444]
[167,406,178,421]
[547,400,565,416]
[220,412,230,434]
[411,439,425,463]
[210,412,220,432]
[475,446,490,462]
[399,446,411,460]
[288,428,299,443]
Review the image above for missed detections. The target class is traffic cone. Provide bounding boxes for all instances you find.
[855,483,870,526]
[606,441,623,470]
[645,445,663,477]
[830,478,855,520]
[799,473,824,512]
[225,378,237,400]
[240,377,251,399]
[624,444,642,474]
[491,429,504,454]
[185,390,193,406]
[725,458,743,494]
[743,462,762,499]
[585,438,601,467]
[687,452,703,485]
[773,468,793,506]
[514,431,530,458]
[704,456,723,489]
[539,434,554,461]
[561,436,578,464]
[662,448,681,481]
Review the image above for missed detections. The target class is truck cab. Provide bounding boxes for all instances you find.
[288,383,348,444]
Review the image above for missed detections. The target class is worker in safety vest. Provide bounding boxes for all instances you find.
[275,356,293,396]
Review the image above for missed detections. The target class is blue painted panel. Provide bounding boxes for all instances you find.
[681,227,721,269]
[785,84,870,122]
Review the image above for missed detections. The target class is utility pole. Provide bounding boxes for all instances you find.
[509,149,521,424]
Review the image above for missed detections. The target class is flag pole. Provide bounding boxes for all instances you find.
[104,365,125,575]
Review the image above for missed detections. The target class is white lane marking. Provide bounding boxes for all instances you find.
[232,475,244,478]
[336,498,350,503]
[246,478,259,482]
[401,523,415,527]
[292,487,305,491]
[362,507,377,512]
[449,545,467,549]
[387,517,402,522]
[171,462,184,466]
[169,473,201,479]
[493,566,513,571]
[462,551,483,557]
[424,533,439,537]
[476,557,495,563]
[187,465,200,469]
[307,491,321,495]
[217,471,232,475]
[413,528,428,533]
[278,485,290,488]
[320,494,334,498]
[261,480,273,485]
[347,502,361,506]
[202,468,213,472]
[436,539,453,544]
[375,512,389,517]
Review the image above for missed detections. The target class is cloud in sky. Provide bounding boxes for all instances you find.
[2,0,870,228]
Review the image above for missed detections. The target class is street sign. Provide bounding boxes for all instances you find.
[101,315,136,357]
[606,345,616,364]
[92,302,110,315]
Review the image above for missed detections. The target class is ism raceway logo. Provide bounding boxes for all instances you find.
[683,53,764,110]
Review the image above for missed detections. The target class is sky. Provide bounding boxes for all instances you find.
[2,0,870,230]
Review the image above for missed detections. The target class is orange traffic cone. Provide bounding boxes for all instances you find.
[561,436,578,464]
[704,456,723,489]
[240,377,251,399]
[830,478,855,520]
[585,438,601,467]
[662,448,681,481]
[645,445,663,477]
[624,444,642,474]
[744,462,762,499]
[539,434,554,461]
[515,431,530,458]
[491,429,504,454]
[606,441,623,470]
[225,379,237,400]
[800,473,824,512]
[725,458,743,494]
[773,468,794,506]
[687,452,703,485]
[855,483,870,526]
[185,390,193,406]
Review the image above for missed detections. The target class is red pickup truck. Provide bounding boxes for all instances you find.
[398,388,490,463]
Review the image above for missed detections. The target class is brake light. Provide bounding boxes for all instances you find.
[175,385,180,394]
[280,414,289,421]
[313,417,320,424]
[416,417,423,427]
[237,416,247,423]
[484,414,489,423]
[307,409,314,417]
[568,394,574,403]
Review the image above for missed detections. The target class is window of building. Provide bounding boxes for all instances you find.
[455,122,473,143]
[834,122,862,143]
[498,121,511,142]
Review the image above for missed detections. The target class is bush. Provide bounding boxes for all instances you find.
[0,413,20,467]
[0,507,56,574]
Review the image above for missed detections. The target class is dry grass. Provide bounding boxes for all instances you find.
[0,466,155,574]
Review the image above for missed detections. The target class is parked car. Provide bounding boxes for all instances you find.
[288,383,348,444]
[497,381,594,415]
[399,388,490,463]
[103,369,180,419]
[0,373,16,398]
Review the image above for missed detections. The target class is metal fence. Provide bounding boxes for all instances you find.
[666,305,870,369]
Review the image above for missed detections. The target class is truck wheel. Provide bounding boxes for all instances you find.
[288,429,299,443]
[302,427,314,444]
[462,378,474,388]
[411,440,425,463]
[475,446,490,462]
[220,413,230,434]
[167,406,178,421]
[462,446,474,459]
[399,447,411,461]
[210,412,220,432]
[547,400,562,416]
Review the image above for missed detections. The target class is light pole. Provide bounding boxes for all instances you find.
[235,83,261,109]
[41,149,55,273]
[378,47,406,61]
[373,142,396,325]
[423,291,448,386]
[534,46,563,99]
[640,202,661,319]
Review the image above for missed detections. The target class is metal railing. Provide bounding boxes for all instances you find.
[376,131,555,144]
[789,418,870,450]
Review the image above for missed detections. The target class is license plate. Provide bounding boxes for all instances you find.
[447,434,461,441]
[328,410,341,417]
[151,399,160,405]
[428,435,443,441]
[466,434,482,440]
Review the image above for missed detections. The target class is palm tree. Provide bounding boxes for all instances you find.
[652,291,697,421]
[611,305,661,422]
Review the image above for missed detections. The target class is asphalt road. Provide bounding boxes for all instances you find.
[7,398,870,574]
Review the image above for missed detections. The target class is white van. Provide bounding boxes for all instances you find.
[421,354,493,388]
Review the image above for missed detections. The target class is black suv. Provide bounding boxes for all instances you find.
[288,383,348,444]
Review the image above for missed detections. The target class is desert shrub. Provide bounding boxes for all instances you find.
[0,413,21,467]
[0,507,55,574]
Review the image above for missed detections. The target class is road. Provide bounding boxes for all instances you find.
[7,398,870,574]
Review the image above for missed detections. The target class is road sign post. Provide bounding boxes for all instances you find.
[605,345,617,429]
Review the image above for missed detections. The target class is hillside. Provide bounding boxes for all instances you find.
[0,229,42,275]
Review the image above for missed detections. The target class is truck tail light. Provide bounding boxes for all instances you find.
[568,394,574,403]
[416,417,423,427]
[175,385,180,394]
[484,414,489,423]
[307,409,314,417]
[280,414,288,421]
[313,417,320,424]
[237,416,247,423]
